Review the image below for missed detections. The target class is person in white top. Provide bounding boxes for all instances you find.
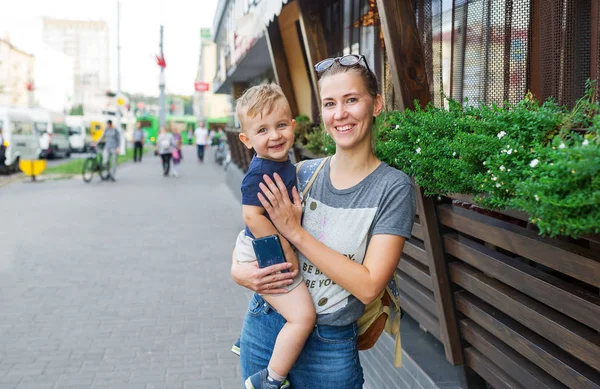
[194,121,209,162]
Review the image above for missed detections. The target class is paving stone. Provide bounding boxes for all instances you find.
[0,147,247,388]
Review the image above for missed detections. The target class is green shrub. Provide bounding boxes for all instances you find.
[375,84,600,238]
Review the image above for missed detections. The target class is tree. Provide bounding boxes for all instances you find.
[70,104,84,116]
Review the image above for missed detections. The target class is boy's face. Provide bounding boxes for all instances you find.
[238,101,295,162]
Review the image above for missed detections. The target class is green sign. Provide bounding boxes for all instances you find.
[201,28,211,39]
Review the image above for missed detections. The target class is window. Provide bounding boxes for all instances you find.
[52,124,68,136]
[68,126,81,135]
[10,121,32,135]
[34,122,48,133]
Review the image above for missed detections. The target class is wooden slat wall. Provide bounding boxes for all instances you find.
[440,202,600,389]
[378,0,464,365]
[226,130,254,172]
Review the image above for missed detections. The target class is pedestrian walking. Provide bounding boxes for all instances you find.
[173,128,183,161]
[133,122,145,162]
[0,128,5,166]
[171,146,181,177]
[194,120,209,162]
[231,55,416,388]
[98,120,120,182]
[156,127,174,176]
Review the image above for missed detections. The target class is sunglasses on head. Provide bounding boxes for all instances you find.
[314,54,373,75]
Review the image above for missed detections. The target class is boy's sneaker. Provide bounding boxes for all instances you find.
[244,369,290,389]
[231,338,241,356]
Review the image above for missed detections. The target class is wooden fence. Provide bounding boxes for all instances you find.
[438,197,600,388]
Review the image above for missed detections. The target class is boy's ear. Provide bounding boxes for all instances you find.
[238,132,253,149]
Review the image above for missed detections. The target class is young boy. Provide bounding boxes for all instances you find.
[235,84,316,389]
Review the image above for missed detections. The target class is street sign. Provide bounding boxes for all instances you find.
[195,82,210,92]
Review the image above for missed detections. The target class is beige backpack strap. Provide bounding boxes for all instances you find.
[300,157,329,200]
[387,313,402,368]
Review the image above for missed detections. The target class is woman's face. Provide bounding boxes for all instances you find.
[319,71,382,151]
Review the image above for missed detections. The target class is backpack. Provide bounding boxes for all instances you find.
[296,157,403,368]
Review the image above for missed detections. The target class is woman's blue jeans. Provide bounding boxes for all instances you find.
[240,293,364,389]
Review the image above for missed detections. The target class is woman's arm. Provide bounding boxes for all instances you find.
[293,230,405,304]
[257,173,407,304]
[231,249,298,294]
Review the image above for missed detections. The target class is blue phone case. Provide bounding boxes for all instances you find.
[252,235,289,272]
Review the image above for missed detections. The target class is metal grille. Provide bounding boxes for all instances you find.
[413,0,436,105]
[539,0,592,107]
[431,0,445,107]
[595,2,600,100]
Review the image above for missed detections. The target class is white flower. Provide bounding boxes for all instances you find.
[416,147,421,154]
[395,125,400,129]
[534,194,540,201]
[416,138,420,143]
[530,158,539,168]
[496,183,501,188]
[507,169,511,172]
[559,142,566,149]
[497,131,507,139]
[583,139,589,146]
[507,149,513,155]
[483,161,486,165]
[491,176,497,181]
[499,165,505,171]
[452,152,456,157]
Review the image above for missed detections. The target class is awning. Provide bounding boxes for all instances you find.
[257,0,289,27]
[213,35,272,94]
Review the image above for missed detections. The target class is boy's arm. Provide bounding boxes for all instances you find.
[243,205,299,271]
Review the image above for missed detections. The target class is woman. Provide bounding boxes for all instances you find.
[156,127,174,176]
[231,54,416,388]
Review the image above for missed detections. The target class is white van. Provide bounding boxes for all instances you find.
[0,107,39,173]
[66,115,89,152]
[31,110,71,159]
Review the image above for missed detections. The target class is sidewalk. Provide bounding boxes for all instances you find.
[0,146,250,389]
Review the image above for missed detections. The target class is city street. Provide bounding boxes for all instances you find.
[0,146,250,389]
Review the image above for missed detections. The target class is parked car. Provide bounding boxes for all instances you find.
[66,115,89,152]
[31,110,71,159]
[0,107,39,173]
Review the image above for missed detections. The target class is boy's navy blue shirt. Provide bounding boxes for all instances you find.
[241,155,296,239]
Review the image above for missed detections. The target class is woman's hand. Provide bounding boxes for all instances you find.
[231,250,298,294]
[258,173,303,242]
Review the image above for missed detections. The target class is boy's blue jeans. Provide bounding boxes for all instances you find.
[240,293,364,389]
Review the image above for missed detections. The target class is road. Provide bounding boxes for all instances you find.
[0,146,251,389]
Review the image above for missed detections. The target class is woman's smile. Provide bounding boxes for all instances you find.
[335,124,355,133]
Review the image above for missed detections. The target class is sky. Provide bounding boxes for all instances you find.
[0,0,219,97]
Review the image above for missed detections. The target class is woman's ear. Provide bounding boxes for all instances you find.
[238,132,253,150]
[373,94,384,117]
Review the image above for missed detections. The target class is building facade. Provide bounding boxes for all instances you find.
[193,28,234,128]
[42,18,110,115]
[33,44,75,113]
[0,38,35,107]
[218,1,600,389]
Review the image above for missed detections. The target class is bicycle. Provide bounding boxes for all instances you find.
[82,145,111,183]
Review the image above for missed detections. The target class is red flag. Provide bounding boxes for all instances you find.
[156,54,166,68]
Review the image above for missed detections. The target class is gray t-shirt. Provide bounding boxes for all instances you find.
[100,127,120,151]
[299,159,416,326]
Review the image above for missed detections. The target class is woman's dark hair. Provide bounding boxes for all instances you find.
[317,60,379,98]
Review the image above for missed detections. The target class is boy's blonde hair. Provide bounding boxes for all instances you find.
[236,83,290,130]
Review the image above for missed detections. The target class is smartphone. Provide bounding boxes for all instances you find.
[252,234,289,272]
